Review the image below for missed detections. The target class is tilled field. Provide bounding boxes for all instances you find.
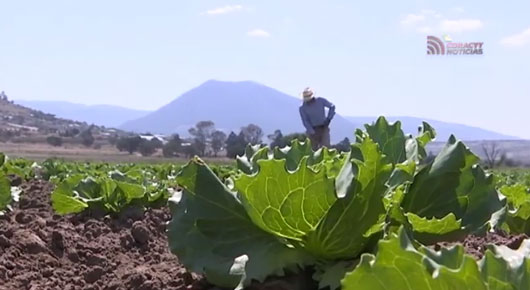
[0,179,209,290]
[1,178,529,290]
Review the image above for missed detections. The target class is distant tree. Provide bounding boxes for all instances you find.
[183,142,201,158]
[195,138,208,157]
[501,156,518,168]
[60,128,80,137]
[163,134,182,158]
[268,129,287,149]
[331,137,351,152]
[150,137,163,149]
[116,136,143,154]
[240,124,263,145]
[225,131,246,158]
[482,141,505,169]
[0,130,16,142]
[189,121,215,156]
[116,138,127,152]
[225,132,238,158]
[46,136,63,147]
[108,134,118,146]
[211,130,227,157]
[138,140,158,156]
[79,127,95,147]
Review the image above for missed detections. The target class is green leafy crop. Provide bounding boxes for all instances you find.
[51,174,147,214]
[50,164,178,215]
[0,152,37,214]
[3,114,530,289]
[400,136,506,242]
[169,117,512,288]
[168,158,313,288]
[500,184,530,234]
[0,153,12,213]
[342,227,530,290]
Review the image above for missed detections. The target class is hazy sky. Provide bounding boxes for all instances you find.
[1,1,529,138]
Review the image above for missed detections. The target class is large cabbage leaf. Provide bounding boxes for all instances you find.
[235,158,337,241]
[480,238,530,289]
[358,116,436,165]
[236,139,345,176]
[273,138,315,171]
[311,147,347,179]
[401,136,505,241]
[406,121,436,163]
[303,137,392,259]
[342,228,530,290]
[235,136,392,260]
[236,144,269,174]
[500,184,530,234]
[168,158,312,289]
[359,116,407,164]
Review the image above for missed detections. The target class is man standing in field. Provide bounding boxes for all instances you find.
[299,87,336,150]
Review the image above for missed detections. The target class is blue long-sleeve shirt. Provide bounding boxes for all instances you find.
[299,97,336,134]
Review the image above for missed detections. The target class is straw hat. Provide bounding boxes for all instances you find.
[302,87,315,102]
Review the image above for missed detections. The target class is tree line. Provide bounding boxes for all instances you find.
[43,120,351,158]
[45,126,95,147]
[111,120,351,158]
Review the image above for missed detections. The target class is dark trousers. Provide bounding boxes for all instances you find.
[309,125,330,150]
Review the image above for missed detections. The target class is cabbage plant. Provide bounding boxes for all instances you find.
[168,117,508,289]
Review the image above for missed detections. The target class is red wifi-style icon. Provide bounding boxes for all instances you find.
[427,36,445,55]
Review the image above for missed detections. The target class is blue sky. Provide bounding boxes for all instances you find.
[1,0,529,138]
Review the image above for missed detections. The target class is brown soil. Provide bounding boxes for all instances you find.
[0,179,210,290]
[5,178,524,290]
[433,231,528,259]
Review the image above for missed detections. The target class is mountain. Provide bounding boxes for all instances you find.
[16,100,151,128]
[11,82,518,142]
[347,116,519,141]
[121,80,361,142]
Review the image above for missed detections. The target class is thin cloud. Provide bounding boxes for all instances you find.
[400,10,441,27]
[400,10,440,33]
[247,29,271,38]
[420,9,442,19]
[401,10,483,34]
[203,5,243,15]
[501,28,530,47]
[439,19,483,33]
[400,13,426,26]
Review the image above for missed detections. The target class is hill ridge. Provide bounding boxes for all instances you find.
[16,100,150,128]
